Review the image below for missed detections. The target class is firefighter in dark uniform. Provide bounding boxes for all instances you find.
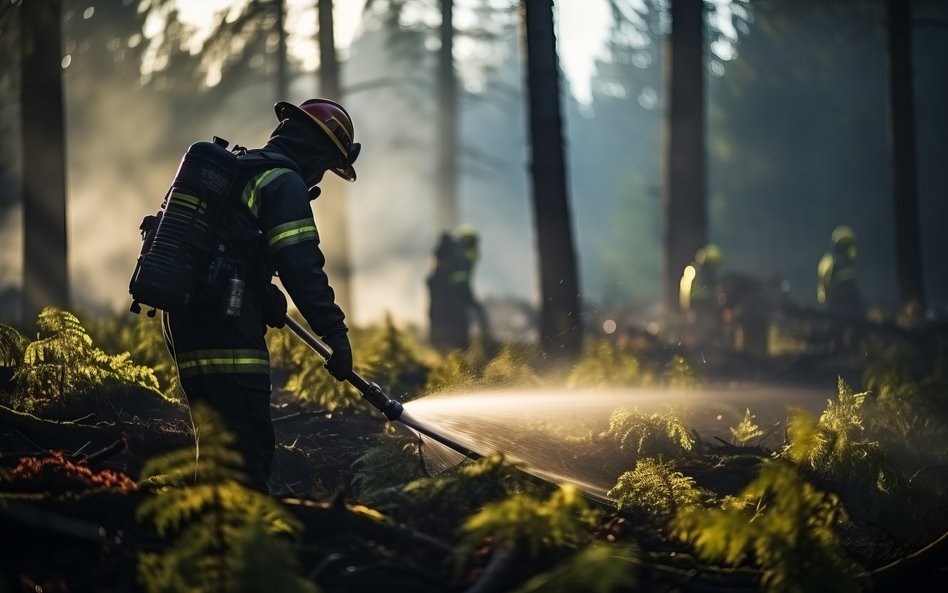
[162,99,360,493]
[426,225,490,351]
[679,244,724,348]
[817,225,863,317]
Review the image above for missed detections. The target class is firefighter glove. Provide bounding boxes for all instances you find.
[323,331,353,381]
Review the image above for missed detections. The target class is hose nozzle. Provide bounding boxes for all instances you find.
[362,382,404,421]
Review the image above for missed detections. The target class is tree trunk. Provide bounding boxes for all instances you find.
[275,0,288,100]
[521,0,582,358]
[662,0,706,321]
[437,0,458,232]
[315,0,353,317]
[20,0,69,324]
[885,0,924,312]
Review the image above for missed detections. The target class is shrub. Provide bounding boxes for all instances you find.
[674,460,868,593]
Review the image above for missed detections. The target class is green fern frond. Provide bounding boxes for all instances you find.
[0,322,29,367]
[350,442,423,501]
[567,340,641,389]
[674,460,868,593]
[511,543,639,593]
[478,344,540,387]
[730,408,764,445]
[458,484,599,562]
[603,407,694,460]
[136,404,309,593]
[608,458,705,521]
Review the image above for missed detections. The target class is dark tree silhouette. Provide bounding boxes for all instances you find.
[521,0,582,358]
[437,0,459,231]
[885,0,924,312]
[20,0,69,323]
[662,0,707,320]
[315,0,354,317]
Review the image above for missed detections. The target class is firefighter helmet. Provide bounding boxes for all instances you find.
[274,98,361,181]
[695,244,723,267]
[831,225,856,247]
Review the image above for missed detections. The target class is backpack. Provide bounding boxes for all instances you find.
[128,137,296,316]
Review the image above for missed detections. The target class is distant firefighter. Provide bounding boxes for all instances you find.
[817,225,864,316]
[427,225,491,351]
[679,244,724,346]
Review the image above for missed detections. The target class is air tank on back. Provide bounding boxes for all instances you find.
[129,140,238,313]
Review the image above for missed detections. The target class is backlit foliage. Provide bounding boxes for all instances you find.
[458,484,599,561]
[480,344,541,387]
[424,350,477,394]
[730,408,764,445]
[862,342,948,450]
[663,354,697,388]
[137,404,314,593]
[350,442,424,502]
[0,322,29,367]
[86,312,183,403]
[511,543,639,593]
[603,406,694,460]
[674,461,868,593]
[10,307,170,419]
[784,379,885,491]
[608,458,704,521]
[395,454,530,534]
[567,339,641,389]
[357,313,429,401]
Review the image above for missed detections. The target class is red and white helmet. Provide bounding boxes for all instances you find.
[274,98,361,181]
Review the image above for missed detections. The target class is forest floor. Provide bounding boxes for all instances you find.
[1,326,947,593]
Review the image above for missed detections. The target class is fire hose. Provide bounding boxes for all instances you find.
[284,314,481,460]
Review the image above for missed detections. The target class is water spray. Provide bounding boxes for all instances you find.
[283,315,482,461]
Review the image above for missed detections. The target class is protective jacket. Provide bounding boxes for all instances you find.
[163,118,347,492]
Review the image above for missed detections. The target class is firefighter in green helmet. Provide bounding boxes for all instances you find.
[679,244,724,347]
[427,225,491,351]
[817,225,864,316]
[161,99,361,493]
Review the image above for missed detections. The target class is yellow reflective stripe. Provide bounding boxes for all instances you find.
[241,168,293,216]
[303,113,349,159]
[329,115,353,143]
[171,191,202,207]
[266,218,318,254]
[176,348,270,377]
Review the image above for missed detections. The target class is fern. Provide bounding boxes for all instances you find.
[511,543,639,593]
[784,379,886,492]
[358,313,430,401]
[136,404,312,593]
[0,322,29,367]
[730,408,764,445]
[480,344,541,387]
[458,484,599,562]
[663,355,697,388]
[674,460,868,593]
[603,407,694,460]
[608,458,705,521]
[424,350,477,394]
[567,339,641,389]
[350,442,424,502]
[395,454,530,534]
[12,307,170,419]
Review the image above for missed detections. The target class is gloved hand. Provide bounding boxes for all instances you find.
[323,331,353,381]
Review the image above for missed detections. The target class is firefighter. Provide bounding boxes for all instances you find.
[817,225,864,316]
[162,99,360,493]
[679,244,724,346]
[426,225,490,351]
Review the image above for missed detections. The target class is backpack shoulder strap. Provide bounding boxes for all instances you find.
[235,151,301,217]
